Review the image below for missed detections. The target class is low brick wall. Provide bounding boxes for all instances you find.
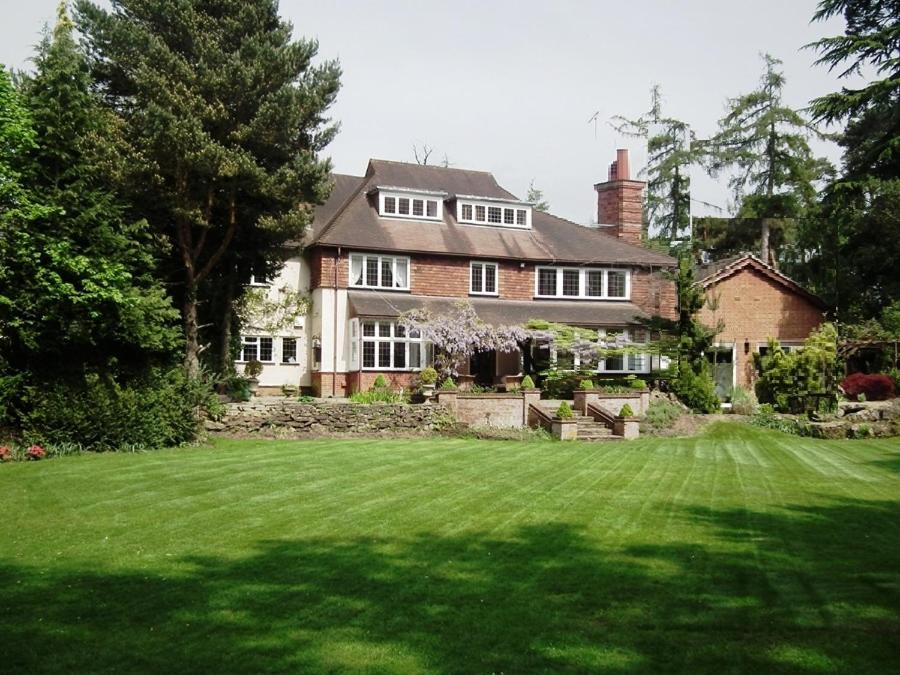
[208,398,452,437]
[457,394,524,428]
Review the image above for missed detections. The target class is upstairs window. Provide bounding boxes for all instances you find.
[470,262,498,295]
[379,190,442,221]
[457,198,531,229]
[535,267,631,300]
[350,253,410,290]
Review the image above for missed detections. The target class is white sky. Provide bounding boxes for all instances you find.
[1,0,851,224]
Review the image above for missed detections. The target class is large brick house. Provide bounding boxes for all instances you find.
[697,254,827,397]
[239,150,677,396]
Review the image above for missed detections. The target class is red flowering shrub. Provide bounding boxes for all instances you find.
[841,373,896,401]
[0,446,12,462]
[25,445,45,461]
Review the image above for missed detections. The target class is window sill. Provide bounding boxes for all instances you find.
[350,286,411,293]
[533,295,630,301]
[469,292,499,297]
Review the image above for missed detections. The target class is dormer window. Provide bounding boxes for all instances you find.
[456,195,532,229]
[376,187,445,221]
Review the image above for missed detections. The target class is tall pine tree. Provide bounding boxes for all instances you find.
[705,54,831,266]
[612,85,694,242]
[76,0,342,376]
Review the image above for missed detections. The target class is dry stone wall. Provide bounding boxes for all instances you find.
[208,398,453,437]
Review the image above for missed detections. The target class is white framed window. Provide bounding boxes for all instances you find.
[470,261,498,295]
[281,337,297,364]
[359,320,432,371]
[757,341,803,357]
[379,190,442,221]
[238,336,274,363]
[597,328,650,374]
[349,253,410,290]
[247,272,269,286]
[534,267,631,300]
[456,199,531,229]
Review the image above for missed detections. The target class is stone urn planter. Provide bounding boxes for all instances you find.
[244,360,263,397]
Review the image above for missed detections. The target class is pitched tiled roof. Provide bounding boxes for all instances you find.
[347,290,649,326]
[310,159,675,267]
[698,253,828,309]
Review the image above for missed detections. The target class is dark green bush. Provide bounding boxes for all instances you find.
[672,366,720,413]
[20,368,214,451]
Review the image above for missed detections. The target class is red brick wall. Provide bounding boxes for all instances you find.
[312,371,349,397]
[698,268,824,388]
[411,255,533,300]
[310,248,348,290]
[631,268,678,321]
[595,181,643,245]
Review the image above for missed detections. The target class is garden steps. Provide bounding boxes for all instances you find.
[538,402,620,441]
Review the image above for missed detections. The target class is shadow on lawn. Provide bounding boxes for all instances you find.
[1,500,899,674]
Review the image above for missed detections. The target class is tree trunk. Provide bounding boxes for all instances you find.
[219,266,236,374]
[760,220,770,265]
[183,283,201,379]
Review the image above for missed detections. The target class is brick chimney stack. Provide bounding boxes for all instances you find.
[594,149,645,246]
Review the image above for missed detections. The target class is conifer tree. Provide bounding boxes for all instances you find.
[704,54,831,265]
[2,4,179,389]
[612,85,694,242]
[76,0,342,376]
[526,181,550,212]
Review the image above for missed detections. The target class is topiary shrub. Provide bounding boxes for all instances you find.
[629,378,647,390]
[520,375,535,389]
[556,401,573,419]
[841,373,895,401]
[372,374,389,389]
[579,379,594,390]
[440,378,457,391]
[244,360,263,378]
[619,403,634,417]
[419,367,438,385]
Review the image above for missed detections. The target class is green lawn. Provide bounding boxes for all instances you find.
[1,423,898,674]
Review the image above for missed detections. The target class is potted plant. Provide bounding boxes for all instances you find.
[419,367,439,398]
[244,359,264,396]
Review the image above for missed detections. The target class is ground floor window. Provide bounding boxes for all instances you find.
[546,327,652,374]
[758,341,803,357]
[239,336,274,363]
[282,337,297,364]
[360,320,431,370]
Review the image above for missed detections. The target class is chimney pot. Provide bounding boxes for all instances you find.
[616,148,630,180]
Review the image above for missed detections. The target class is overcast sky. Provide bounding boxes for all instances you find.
[2,1,851,224]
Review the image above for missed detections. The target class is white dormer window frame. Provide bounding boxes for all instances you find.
[377,188,444,222]
[456,196,532,230]
[534,266,631,300]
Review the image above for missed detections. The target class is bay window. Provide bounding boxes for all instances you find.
[350,253,410,290]
[359,320,431,371]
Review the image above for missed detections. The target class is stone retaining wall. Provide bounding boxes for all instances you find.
[207,398,453,437]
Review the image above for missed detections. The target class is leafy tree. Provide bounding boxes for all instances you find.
[613,85,694,241]
[526,181,550,212]
[705,54,831,265]
[76,0,342,377]
[801,1,900,321]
